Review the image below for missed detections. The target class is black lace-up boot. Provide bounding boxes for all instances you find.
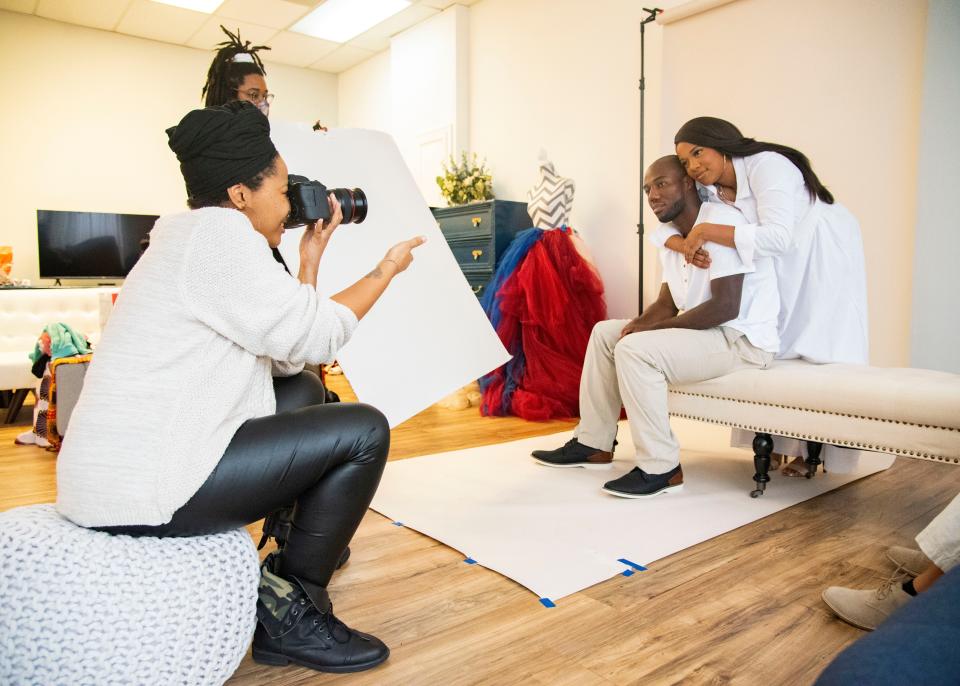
[252,553,389,673]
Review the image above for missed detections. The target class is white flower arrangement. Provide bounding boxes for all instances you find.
[436,152,495,206]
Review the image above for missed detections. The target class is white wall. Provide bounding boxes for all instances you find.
[0,11,338,285]
[340,7,469,207]
[339,0,683,320]
[338,50,392,134]
[389,5,470,207]
[469,0,676,321]
[910,0,960,373]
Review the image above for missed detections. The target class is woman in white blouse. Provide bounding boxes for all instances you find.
[652,116,869,475]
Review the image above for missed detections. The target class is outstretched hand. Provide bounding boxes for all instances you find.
[382,235,427,274]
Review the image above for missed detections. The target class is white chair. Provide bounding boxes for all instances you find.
[0,504,260,685]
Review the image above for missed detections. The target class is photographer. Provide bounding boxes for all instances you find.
[56,101,424,674]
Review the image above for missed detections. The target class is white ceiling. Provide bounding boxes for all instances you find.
[0,0,480,73]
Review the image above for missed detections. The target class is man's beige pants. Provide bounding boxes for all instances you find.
[917,493,960,573]
[574,320,773,474]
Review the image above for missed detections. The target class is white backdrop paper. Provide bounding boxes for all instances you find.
[271,124,510,426]
[371,419,896,601]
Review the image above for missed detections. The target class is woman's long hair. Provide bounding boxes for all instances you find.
[201,26,270,107]
[674,117,834,204]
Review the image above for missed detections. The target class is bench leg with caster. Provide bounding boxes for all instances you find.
[751,432,774,498]
[805,440,823,478]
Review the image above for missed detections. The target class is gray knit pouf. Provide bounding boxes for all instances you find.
[0,504,260,685]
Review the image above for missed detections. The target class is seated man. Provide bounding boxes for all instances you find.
[532,155,780,497]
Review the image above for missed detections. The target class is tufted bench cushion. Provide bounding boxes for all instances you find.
[668,359,960,466]
[0,504,260,685]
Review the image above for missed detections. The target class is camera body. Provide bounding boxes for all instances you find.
[286,175,367,227]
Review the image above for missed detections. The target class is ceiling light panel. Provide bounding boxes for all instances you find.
[292,0,411,43]
[348,3,437,51]
[119,0,210,42]
[216,0,312,30]
[150,0,223,12]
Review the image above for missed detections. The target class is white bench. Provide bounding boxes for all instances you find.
[0,287,115,422]
[668,360,960,496]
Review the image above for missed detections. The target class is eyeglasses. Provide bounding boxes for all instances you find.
[236,89,275,106]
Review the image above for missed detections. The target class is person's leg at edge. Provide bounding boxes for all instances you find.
[822,493,958,630]
[603,327,771,497]
[575,319,633,451]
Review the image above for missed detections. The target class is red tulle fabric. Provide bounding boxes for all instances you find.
[482,229,606,420]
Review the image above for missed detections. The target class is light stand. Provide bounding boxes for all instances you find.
[637,6,662,313]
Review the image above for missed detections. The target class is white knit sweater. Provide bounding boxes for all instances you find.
[56,207,358,527]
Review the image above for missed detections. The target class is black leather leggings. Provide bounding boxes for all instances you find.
[98,371,389,588]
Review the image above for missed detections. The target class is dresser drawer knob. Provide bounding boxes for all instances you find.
[471,249,484,261]
[471,217,483,227]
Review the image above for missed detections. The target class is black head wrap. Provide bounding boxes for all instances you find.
[166,100,278,200]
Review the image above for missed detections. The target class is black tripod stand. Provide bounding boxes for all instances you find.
[637,7,662,313]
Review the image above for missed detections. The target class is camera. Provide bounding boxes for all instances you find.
[286,175,368,227]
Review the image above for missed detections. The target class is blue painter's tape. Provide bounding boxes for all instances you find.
[622,569,635,577]
[539,598,556,608]
[618,558,647,571]
[392,521,404,527]
[464,557,477,565]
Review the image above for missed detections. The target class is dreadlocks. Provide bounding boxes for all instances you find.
[201,26,271,107]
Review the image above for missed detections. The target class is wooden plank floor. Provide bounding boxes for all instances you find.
[2,376,956,685]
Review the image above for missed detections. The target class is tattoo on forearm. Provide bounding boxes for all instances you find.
[365,266,384,279]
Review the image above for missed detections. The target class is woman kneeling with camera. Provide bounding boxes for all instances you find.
[56,101,424,674]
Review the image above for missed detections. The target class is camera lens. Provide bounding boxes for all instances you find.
[331,188,367,225]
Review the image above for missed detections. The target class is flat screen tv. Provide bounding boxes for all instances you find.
[37,210,158,280]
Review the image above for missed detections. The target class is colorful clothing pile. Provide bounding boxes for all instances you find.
[480,226,606,420]
[16,324,92,450]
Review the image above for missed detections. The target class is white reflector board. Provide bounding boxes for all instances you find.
[272,124,510,427]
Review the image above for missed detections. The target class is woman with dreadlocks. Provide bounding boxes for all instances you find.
[650,116,871,476]
[57,101,425,674]
[202,26,274,114]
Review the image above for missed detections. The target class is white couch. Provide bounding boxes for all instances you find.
[0,288,115,419]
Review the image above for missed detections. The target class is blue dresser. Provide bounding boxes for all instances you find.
[431,199,531,299]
